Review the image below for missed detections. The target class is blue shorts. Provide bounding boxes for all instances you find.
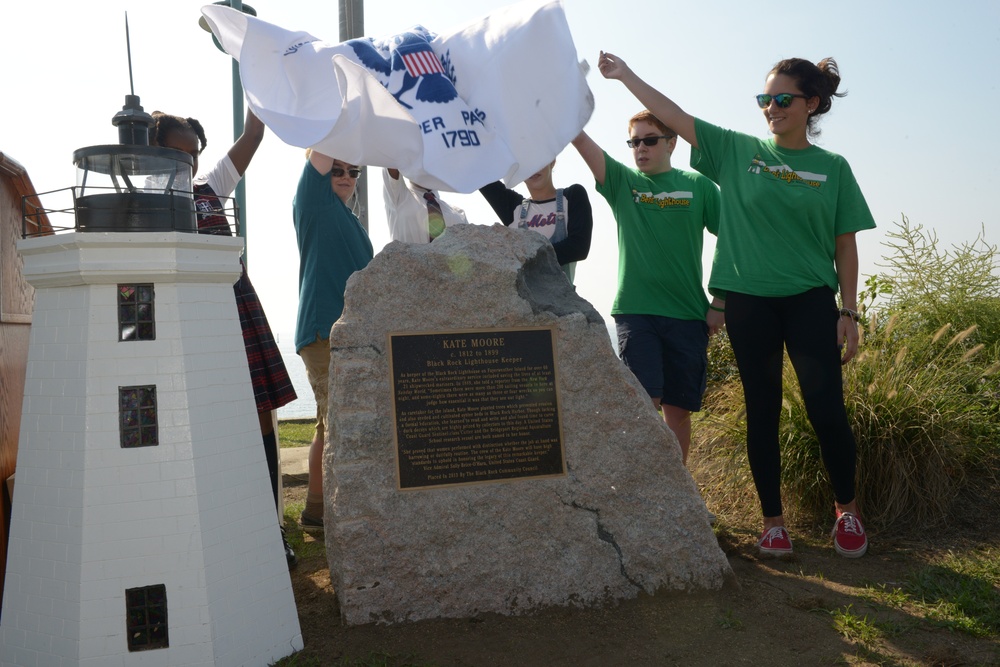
[614,314,708,412]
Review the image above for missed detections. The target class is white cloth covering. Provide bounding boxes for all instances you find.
[200,0,593,193]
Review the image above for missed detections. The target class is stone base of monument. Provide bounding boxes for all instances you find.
[325,223,734,625]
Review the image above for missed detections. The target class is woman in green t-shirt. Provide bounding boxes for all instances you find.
[596,51,875,560]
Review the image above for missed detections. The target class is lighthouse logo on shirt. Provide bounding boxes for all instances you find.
[747,154,827,188]
[632,189,693,208]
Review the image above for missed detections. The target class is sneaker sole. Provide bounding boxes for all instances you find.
[834,542,868,558]
[758,546,794,558]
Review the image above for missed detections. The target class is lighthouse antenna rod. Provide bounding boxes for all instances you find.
[125,12,135,96]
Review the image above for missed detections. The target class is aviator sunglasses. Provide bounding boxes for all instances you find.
[331,166,362,178]
[626,135,675,149]
[755,93,809,109]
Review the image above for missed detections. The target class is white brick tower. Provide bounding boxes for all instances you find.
[0,96,302,666]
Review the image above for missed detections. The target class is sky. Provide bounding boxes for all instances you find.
[2,0,999,345]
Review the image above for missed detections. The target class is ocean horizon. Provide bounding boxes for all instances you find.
[275,333,315,421]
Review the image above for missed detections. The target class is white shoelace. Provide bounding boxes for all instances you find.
[837,513,864,535]
[760,526,787,546]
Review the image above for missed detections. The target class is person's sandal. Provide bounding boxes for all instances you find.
[299,511,324,535]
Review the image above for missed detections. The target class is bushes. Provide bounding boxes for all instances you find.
[696,216,1000,530]
[873,216,1000,353]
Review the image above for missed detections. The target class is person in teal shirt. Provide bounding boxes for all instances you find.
[573,110,720,466]
[293,150,374,532]
[596,51,875,560]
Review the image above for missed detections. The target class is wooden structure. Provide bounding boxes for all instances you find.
[0,152,48,606]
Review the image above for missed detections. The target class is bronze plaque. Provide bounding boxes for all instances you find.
[389,327,565,490]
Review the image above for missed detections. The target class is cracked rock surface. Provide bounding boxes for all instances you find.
[324,224,733,626]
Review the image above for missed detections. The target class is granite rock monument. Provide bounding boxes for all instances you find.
[324,223,733,625]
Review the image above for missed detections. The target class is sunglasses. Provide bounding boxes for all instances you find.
[626,135,675,149]
[331,166,362,179]
[755,93,809,109]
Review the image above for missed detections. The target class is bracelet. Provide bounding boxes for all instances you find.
[708,304,725,313]
[839,307,859,322]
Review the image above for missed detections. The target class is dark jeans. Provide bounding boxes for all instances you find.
[726,287,857,517]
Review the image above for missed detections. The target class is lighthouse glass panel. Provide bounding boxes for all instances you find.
[125,584,169,651]
[119,385,158,448]
[118,284,155,341]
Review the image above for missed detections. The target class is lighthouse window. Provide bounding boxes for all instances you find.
[125,584,169,651]
[118,284,155,341]
[119,386,158,448]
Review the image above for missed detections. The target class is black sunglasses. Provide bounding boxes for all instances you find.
[331,167,362,178]
[755,93,809,109]
[626,135,675,149]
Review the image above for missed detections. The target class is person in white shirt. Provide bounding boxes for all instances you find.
[382,168,468,243]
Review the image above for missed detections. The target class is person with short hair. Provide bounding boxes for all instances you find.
[572,110,720,465]
[479,160,593,284]
[595,51,875,558]
[293,149,374,533]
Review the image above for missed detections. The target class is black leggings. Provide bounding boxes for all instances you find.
[726,287,857,518]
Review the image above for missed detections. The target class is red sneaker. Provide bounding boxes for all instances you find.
[757,526,793,556]
[832,511,868,558]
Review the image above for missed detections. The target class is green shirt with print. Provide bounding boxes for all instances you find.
[691,118,876,298]
[596,152,720,321]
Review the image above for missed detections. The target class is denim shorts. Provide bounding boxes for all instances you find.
[614,314,708,412]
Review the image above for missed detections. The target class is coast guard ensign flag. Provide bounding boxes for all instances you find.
[200,0,593,193]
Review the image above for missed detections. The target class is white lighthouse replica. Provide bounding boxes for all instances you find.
[0,95,302,666]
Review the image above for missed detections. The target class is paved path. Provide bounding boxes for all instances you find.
[280,446,309,476]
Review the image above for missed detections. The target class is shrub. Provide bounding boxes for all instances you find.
[695,216,1000,530]
[706,329,739,389]
[868,215,1000,353]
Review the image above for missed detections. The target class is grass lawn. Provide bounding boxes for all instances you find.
[278,419,314,448]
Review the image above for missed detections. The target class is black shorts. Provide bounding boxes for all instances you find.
[614,314,708,412]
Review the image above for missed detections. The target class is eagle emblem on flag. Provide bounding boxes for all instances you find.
[346,28,458,109]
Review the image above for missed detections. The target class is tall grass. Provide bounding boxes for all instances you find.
[845,316,1000,526]
[695,216,1000,530]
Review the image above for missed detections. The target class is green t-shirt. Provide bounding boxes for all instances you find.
[596,152,720,321]
[691,118,876,298]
